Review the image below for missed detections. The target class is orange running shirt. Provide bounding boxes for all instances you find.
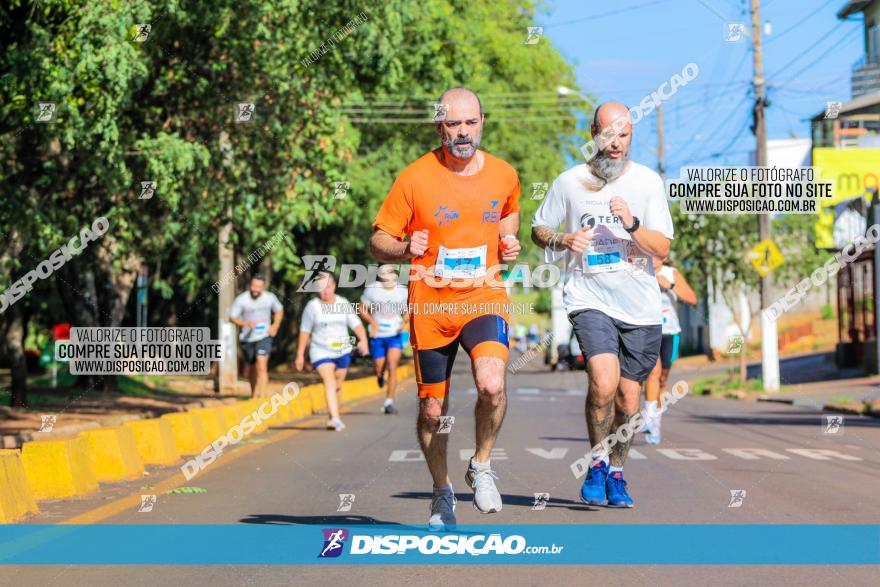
[373,150,521,350]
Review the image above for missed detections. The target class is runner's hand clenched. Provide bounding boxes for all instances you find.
[407,229,429,258]
[500,235,521,262]
[563,227,592,254]
[609,196,634,229]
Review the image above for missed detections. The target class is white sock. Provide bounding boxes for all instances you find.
[591,454,609,467]
[609,466,623,474]
[433,483,454,494]
[470,458,490,469]
[384,398,393,407]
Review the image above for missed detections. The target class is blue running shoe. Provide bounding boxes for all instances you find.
[579,460,609,506]
[606,470,634,508]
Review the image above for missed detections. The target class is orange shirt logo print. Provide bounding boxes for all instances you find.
[434,205,459,227]
[481,200,500,224]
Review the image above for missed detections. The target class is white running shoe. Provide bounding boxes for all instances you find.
[326,418,346,431]
[465,459,502,513]
[646,416,661,444]
[428,487,457,531]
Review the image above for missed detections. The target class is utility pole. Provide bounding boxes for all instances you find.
[657,103,665,179]
[217,209,238,393]
[752,0,780,391]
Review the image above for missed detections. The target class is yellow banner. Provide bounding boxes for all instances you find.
[813,148,880,249]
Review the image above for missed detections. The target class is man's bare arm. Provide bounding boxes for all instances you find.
[630,227,670,260]
[370,230,410,263]
[499,213,520,239]
[531,225,588,251]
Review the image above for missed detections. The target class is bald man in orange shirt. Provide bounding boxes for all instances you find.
[370,87,521,530]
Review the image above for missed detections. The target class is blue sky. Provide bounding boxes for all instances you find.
[536,0,865,177]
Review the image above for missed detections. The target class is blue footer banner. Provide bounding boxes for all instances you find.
[0,524,877,565]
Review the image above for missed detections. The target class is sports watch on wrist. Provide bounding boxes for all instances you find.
[624,216,640,233]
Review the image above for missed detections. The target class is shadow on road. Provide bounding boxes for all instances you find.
[239,514,407,525]
[390,491,595,511]
[687,411,879,428]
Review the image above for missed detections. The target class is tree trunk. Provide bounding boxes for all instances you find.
[739,339,747,388]
[3,304,29,407]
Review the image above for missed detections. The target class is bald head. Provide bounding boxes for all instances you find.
[438,87,483,117]
[592,101,631,134]
[588,101,632,181]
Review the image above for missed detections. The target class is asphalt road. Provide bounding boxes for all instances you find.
[3,351,879,586]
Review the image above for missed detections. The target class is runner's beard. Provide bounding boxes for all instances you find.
[444,131,482,159]
[590,150,628,182]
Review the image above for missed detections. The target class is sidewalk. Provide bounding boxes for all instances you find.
[672,350,880,416]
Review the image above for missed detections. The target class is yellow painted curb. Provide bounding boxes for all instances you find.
[21,437,98,500]
[78,426,144,483]
[244,399,271,433]
[307,385,327,413]
[289,396,307,419]
[218,405,242,429]
[190,408,226,443]
[0,449,39,523]
[123,419,180,466]
[160,412,207,455]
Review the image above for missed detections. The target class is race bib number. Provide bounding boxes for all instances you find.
[435,245,487,279]
[253,323,268,335]
[582,240,626,274]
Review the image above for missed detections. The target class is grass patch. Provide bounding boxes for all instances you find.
[830,395,854,405]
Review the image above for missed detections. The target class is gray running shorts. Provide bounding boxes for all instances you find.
[569,309,661,382]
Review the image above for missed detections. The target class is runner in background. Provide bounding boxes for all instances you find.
[228,275,283,398]
[643,258,697,444]
[359,265,409,414]
[295,272,370,431]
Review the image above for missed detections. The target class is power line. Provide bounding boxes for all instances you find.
[765,0,837,46]
[543,0,675,28]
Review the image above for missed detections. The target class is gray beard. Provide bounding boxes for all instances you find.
[590,153,628,182]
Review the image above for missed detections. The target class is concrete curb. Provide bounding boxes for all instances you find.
[78,426,145,483]
[123,419,180,466]
[0,450,39,523]
[160,412,208,456]
[21,437,98,501]
[2,363,414,522]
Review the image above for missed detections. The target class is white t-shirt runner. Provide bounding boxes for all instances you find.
[300,295,363,362]
[360,284,408,338]
[658,265,682,335]
[532,162,674,325]
[229,291,283,342]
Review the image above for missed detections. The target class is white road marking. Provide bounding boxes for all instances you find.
[629,448,647,460]
[657,448,718,460]
[389,450,424,462]
[722,448,790,460]
[460,448,508,461]
[526,447,568,459]
[785,448,862,461]
[517,388,541,395]
[388,448,865,462]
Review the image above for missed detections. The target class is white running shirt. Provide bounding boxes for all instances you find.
[300,295,363,362]
[229,291,283,342]
[361,284,408,338]
[533,162,674,325]
[658,265,682,335]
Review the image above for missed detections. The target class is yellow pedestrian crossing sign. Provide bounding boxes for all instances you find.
[748,239,784,276]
